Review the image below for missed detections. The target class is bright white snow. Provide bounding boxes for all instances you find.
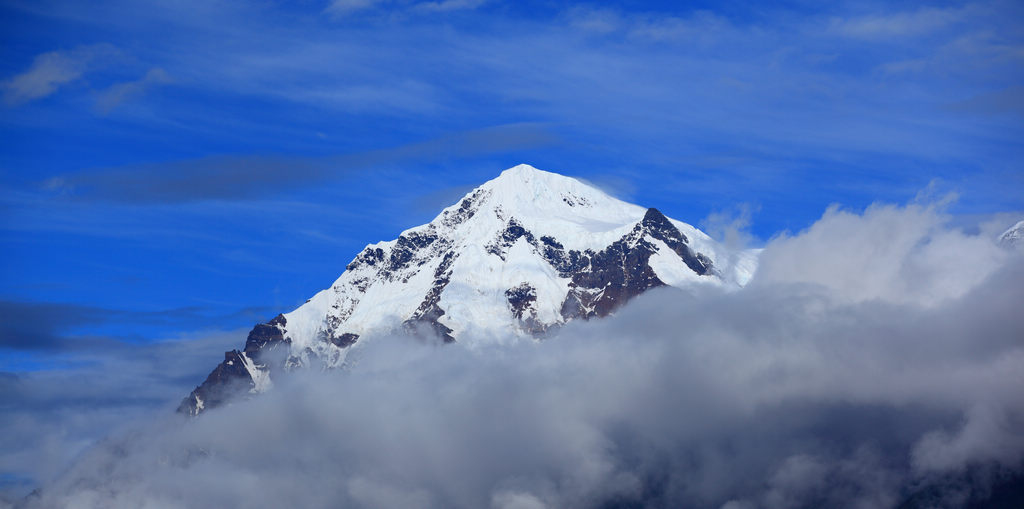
[279,164,758,365]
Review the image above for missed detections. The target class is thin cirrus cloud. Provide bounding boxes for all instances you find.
[40,123,558,204]
[1,43,118,106]
[413,0,488,13]
[94,67,171,114]
[827,6,965,39]
[325,0,486,16]
[2,43,168,113]
[0,300,274,353]
[324,0,381,16]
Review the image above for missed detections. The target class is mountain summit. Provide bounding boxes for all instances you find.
[179,164,757,415]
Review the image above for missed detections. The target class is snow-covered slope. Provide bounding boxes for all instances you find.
[179,164,758,415]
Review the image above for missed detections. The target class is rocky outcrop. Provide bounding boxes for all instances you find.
[177,315,286,416]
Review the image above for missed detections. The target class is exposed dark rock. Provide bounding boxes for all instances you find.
[640,208,713,276]
[506,283,552,335]
[539,235,562,249]
[346,247,386,271]
[441,189,489,228]
[568,236,664,317]
[177,349,255,416]
[388,231,439,272]
[242,314,287,358]
[403,251,456,342]
[178,315,290,416]
[539,238,591,277]
[561,194,591,207]
[348,229,446,275]
[486,218,536,259]
[559,289,587,321]
[330,332,359,348]
[556,208,715,319]
[505,283,537,320]
[480,208,714,323]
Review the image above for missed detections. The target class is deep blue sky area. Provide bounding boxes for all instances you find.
[1,0,1023,373]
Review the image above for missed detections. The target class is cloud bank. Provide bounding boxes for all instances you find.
[9,201,1024,508]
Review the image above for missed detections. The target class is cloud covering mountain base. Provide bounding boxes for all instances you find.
[13,201,1024,509]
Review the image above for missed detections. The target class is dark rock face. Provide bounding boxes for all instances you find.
[243,314,288,358]
[481,208,714,321]
[388,231,439,273]
[178,315,289,416]
[349,229,451,279]
[346,247,385,272]
[487,219,536,259]
[330,333,359,348]
[556,208,713,318]
[640,208,713,276]
[507,283,549,335]
[566,227,665,317]
[538,236,591,276]
[403,250,456,342]
[505,283,537,320]
[177,349,257,416]
[441,189,489,228]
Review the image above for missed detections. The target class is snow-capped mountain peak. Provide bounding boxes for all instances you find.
[425,163,646,252]
[179,164,758,415]
[479,163,635,218]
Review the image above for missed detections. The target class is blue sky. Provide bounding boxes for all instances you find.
[1,0,1022,368]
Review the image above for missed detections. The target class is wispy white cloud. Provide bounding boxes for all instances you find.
[564,7,733,43]
[828,6,964,39]
[2,43,118,106]
[324,0,383,16]
[413,0,488,13]
[94,67,171,114]
[35,123,555,204]
[627,10,732,43]
[325,0,486,17]
[564,6,622,34]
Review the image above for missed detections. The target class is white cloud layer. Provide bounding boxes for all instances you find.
[7,201,1024,508]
